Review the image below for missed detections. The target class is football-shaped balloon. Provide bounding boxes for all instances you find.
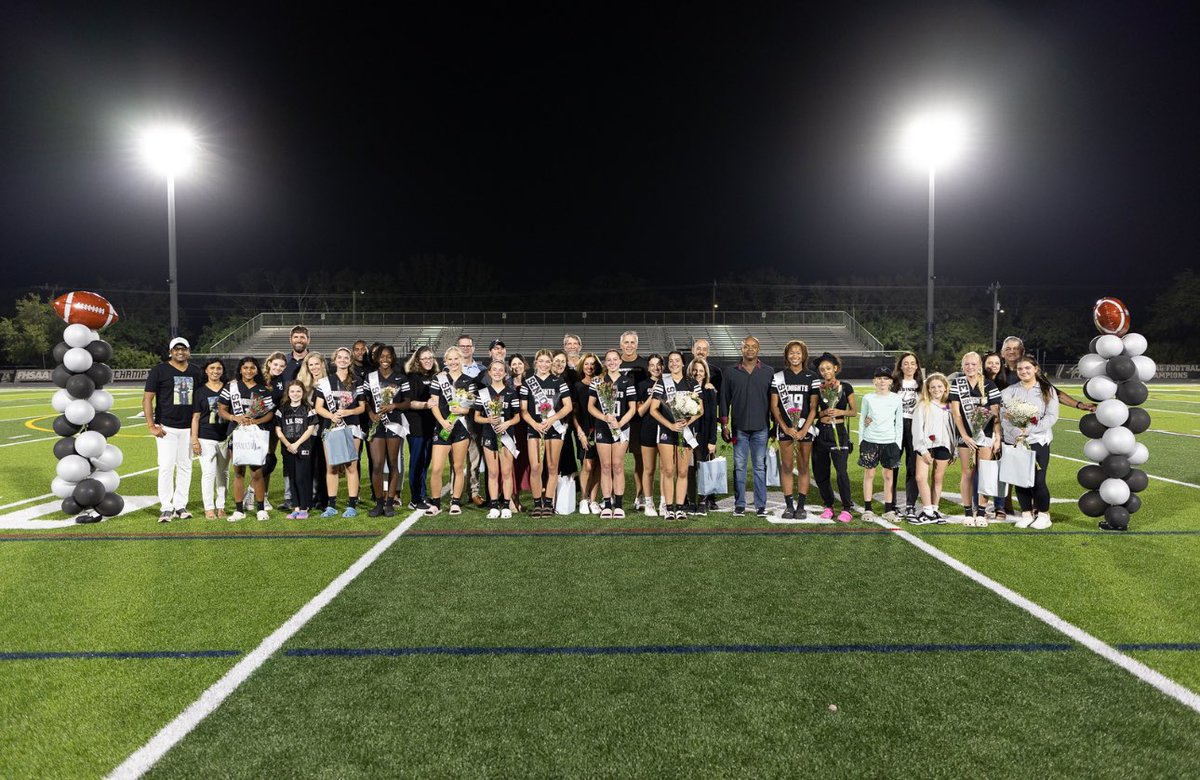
[1077,464,1105,490]
[85,362,113,387]
[85,340,113,363]
[1095,335,1124,359]
[52,415,83,437]
[1093,296,1130,337]
[1125,469,1149,493]
[1101,454,1131,479]
[1121,333,1147,357]
[1084,376,1117,402]
[87,389,114,412]
[1132,355,1156,382]
[88,412,121,438]
[52,388,73,413]
[74,430,107,459]
[50,476,78,499]
[1102,426,1136,455]
[51,365,72,388]
[92,469,120,493]
[1078,490,1107,517]
[1078,413,1106,439]
[52,291,119,330]
[1105,355,1136,382]
[1083,438,1109,462]
[1124,494,1142,515]
[62,322,95,348]
[1128,442,1149,465]
[1094,399,1128,428]
[1103,506,1130,530]
[1125,408,1150,434]
[96,492,125,517]
[72,478,105,508]
[1099,478,1131,505]
[56,454,92,482]
[60,497,82,516]
[1116,380,1148,406]
[1077,353,1107,379]
[53,438,77,460]
[64,399,96,426]
[65,373,96,400]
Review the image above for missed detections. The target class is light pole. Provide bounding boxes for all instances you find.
[140,126,197,338]
[987,281,1002,350]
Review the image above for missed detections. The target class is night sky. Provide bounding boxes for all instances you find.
[2,2,1196,298]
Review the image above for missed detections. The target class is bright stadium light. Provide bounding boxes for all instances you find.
[139,125,198,337]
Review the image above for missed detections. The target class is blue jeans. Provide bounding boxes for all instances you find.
[408,435,434,503]
[733,428,769,510]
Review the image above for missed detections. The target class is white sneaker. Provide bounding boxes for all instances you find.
[579,499,591,515]
[633,496,645,511]
[1015,512,1036,529]
[658,497,667,515]
[486,507,500,519]
[228,511,246,522]
[261,498,272,511]
[256,510,270,521]
[1030,512,1053,530]
[644,505,658,517]
[500,508,513,519]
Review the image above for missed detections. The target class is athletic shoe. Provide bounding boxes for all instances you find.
[910,511,936,526]
[261,498,272,511]
[695,503,708,516]
[158,512,172,524]
[1030,512,1052,530]
[368,504,385,517]
[295,510,309,520]
[733,506,746,517]
[287,510,301,519]
[659,497,667,515]
[820,507,834,520]
[633,496,645,511]
[500,508,513,519]
[882,510,899,522]
[579,499,591,515]
[448,503,462,516]
[228,511,245,522]
[756,507,767,518]
[256,510,270,521]
[934,511,948,525]
[173,509,193,520]
[781,508,795,520]
[383,503,396,517]
[613,507,625,519]
[836,510,853,523]
[408,500,429,511]
[486,507,500,519]
[644,504,658,517]
[706,496,719,511]
[1097,520,1126,532]
[1014,512,1036,529]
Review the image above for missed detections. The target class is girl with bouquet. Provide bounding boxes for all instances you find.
[552,350,579,482]
[190,358,231,519]
[981,350,1012,519]
[890,351,925,520]
[909,373,955,525]
[811,352,857,523]
[949,351,1002,524]
[636,354,665,516]
[649,351,704,520]
[218,356,277,521]
[427,346,480,516]
[587,349,638,518]
[315,347,367,518]
[769,340,819,519]
[1000,356,1059,530]
[520,349,574,517]
[475,359,521,519]
[573,353,602,514]
[687,357,719,515]
[274,380,318,520]
[364,345,408,517]
[401,347,439,511]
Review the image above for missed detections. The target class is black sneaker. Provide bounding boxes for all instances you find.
[781,508,795,520]
[383,502,396,517]
[408,499,429,511]
[1098,520,1128,532]
[157,511,172,524]
[756,507,768,518]
[173,509,193,520]
[278,504,293,514]
[368,503,385,517]
[733,506,746,516]
[706,496,718,511]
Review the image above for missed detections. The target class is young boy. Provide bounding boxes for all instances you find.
[858,367,904,521]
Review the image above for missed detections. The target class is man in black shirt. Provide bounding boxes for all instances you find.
[143,337,205,523]
[281,325,311,385]
[718,336,774,517]
[617,330,650,508]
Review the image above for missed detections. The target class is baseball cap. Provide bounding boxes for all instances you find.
[169,337,190,350]
[489,339,506,348]
[873,366,893,379]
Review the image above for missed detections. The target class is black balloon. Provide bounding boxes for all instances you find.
[1078,414,1107,439]
[52,365,72,388]
[88,412,121,438]
[1089,336,1102,352]
[1078,490,1107,517]
[1103,506,1130,529]
[86,362,113,387]
[1105,355,1137,381]
[85,340,113,362]
[1101,454,1131,479]
[72,478,105,508]
[61,496,82,516]
[53,438,77,460]
[1077,465,1106,490]
[1125,407,1151,434]
[96,492,125,517]
[52,415,83,437]
[1125,469,1149,493]
[1116,380,1148,406]
[1124,494,1142,515]
[65,373,96,400]
[52,341,70,363]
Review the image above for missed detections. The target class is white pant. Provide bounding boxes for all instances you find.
[155,425,193,512]
[198,438,230,511]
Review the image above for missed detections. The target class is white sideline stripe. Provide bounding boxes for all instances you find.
[0,467,160,512]
[107,508,426,779]
[1051,448,1200,484]
[872,517,1200,715]
[1144,407,1200,417]
[0,435,59,448]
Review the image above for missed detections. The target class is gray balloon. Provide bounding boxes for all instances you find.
[1101,454,1131,479]
[96,492,125,517]
[88,412,122,438]
[1116,380,1148,406]
[61,496,82,516]
[1125,469,1149,493]
[85,340,113,363]
[1124,494,1142,515]
[1077,465,1105,490]
[1103,506,1130,529]
[65,373,96,400]
[52,365,72,388]
[52,342,70,363]
[1105,355,1136,381]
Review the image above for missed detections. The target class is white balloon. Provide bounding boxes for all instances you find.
[51,388,73,413]
[1096,335,1124,359]
[56,454,92,482]
[50,476,78,499]
[74,430,107,459]
[62,347,93,373]
[63,323,94,348]
[1078,353,1107,379]
[1084,376,1118,402]
[1129,442,1150,466]
[93,470,120,493]
[88,328,100,343]
[1132,355,1156,382]
[1099,478,1131,506]
[64,399,96,426]
[91,444,124,471]
[1102,426,1137,456]
[1121,333,1148,357]
[1083,439,1109,462]
[87,389,114,412]
[1095,398,1129,428]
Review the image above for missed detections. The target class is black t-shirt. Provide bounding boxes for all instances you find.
[192,383,229,442]
[588,375,637,430]
[282,352,308,386]
[771,368,819,425]
[619,357,648,387]
[276,403,318,448]
[266,376,288,412]
[315,373,365,428]
[520,374,571,422]
[218,380,277,430]
[814,380,855,450]
[145,361,205,428]
[401,371,436,438]
[363,370,408,425]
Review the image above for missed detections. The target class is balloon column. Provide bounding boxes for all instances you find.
[48,291,125,524]
[1075,297,1154,531]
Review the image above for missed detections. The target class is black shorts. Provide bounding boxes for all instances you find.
[776,426,817,444]
[928,446,952,461]
[594,424,629,446]
[528,425,565,441]
[433,424,470,446]
[370,426,404,441]
[858,441,902,469]
[639,419,658,449]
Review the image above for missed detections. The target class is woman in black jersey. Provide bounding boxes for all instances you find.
[190,358,230,519]
[262,351,288,511]
[314,347,368,518]
[650,351,703,520]
[520,348,574,517]
[811,352,858,523]
[296,351,330,509]
[588,349,638,519]
[573,353,601,515]
[636,354,664,517]
[770,340,819,520]
[889,351,925,521]
[949,351,1001,524]
[402,347,439,511]
[980,349,1012,519]
[508,354,531,510]
[686,357,719,514]
[364,345,408,517]
[218,356,277,522]
[427,346,479,516]
[474,359,521,519]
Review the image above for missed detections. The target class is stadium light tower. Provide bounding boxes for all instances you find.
[140,125,198,338]
[900,110,967,359]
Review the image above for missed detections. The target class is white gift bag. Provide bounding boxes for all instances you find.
[231,426,269,467]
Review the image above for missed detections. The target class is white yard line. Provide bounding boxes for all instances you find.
[872,517,1200,715]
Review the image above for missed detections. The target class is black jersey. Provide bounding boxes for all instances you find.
[267,375,288,412]
[145,361,205,428]
[652,375,700,421]
[619,357,648,387]
[771,368,819,425]
[430,371,481,420]
[814,380,854,451]
[520,374,571,423]
[949,375,1002,438]
[192,383,229,442]
[315,373,365,428]
[401,371,436,438]
[276,403,318,445]
[588,374,637,429]
[218,380,276,430]
[363,369,407,425]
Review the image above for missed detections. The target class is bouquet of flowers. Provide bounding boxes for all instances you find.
[1003,397,1040,447]
[367,386,397,440]
[595,380,623,438]
[967,403,992,438]
[438,387,477,441]
[485,395,505,431]
[787,405,804,437]
[243,394,268,425]
[819,381,841,409]
[667,390,701,451]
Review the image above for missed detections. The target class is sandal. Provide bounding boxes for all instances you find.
[996,510,1007,521]
[962,509,977,528]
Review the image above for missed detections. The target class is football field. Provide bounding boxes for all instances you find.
[2,384,1199,777]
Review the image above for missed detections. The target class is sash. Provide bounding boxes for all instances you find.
[479,386,519,456]
[662,376,698,448]
[434,372,468,434]
[594,377,627,443]
[227,381,263,426]
[527,377,567,435]
[368,371,409,438]
[954,375,982,437]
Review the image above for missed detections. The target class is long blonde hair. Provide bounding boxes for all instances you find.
[297,351,327,403]
[919,372,949,409]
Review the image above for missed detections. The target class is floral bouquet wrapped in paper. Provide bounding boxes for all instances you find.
[367,386,397,440]
[439,387,477,441]
[667,390,701,451]
[1002,397,1040,448]
[595,380,623,438]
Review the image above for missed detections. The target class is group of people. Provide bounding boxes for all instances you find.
[144,326,1088,528]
